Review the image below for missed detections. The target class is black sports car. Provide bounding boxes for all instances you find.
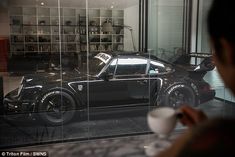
[3,52,215,125]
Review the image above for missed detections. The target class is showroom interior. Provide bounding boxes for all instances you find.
[0,0,235,156]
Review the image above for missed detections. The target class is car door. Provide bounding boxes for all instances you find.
[89,57,149,107]
[89,58,129,107]
[113,57,149,105]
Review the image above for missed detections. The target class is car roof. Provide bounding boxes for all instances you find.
[109,51,158,59]
[107,51,170,65]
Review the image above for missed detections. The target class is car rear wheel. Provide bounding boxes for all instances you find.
[165,84,196,108]
[38,91,76,125]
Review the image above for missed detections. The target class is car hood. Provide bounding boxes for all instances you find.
[23,70,93,85]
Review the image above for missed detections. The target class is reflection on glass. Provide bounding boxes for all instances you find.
[89,56,110,75]
[2,0,234,153]
[148,0,184,61]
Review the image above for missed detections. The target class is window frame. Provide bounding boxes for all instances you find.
[112,56,148,77]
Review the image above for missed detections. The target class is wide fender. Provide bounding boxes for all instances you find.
[36,86,82,110]
[159,82,199,107]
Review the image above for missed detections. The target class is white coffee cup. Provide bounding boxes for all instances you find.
[147,107,181,137]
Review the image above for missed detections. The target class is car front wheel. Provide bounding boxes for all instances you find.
[38,91,76,125]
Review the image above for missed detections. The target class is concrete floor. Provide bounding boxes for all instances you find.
[1,98,235,157]
[8,133,181,157]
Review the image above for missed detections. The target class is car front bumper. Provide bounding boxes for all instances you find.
[199,89,216,104]
[3,89,35,115]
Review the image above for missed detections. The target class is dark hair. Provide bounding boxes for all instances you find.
[207,0,235,62]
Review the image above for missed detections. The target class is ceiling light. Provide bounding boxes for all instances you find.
[110,5,114,9]
[40,2,44,6]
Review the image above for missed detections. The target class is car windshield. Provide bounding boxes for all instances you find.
[88,58,106,75]
[88,53,112,75]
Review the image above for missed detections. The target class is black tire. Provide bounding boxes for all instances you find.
[164,84,196,108]
[38,91,76,126]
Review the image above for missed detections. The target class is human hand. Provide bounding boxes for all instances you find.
[179,105,207,127]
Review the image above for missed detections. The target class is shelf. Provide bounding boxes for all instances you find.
[98,34,124,35]
[99,16,123,19]
[23,51,40,53]
[37,16,50,17]
[100,34,113,35]
[11,33,24,35]
[63,15,76,17]
[89,17,101,19]
[11,42,24,44]
[10,24,23,26]
[88,51,101,52]
[52,42,78,43]
[25,42,38,44]
[10,7,124,56]
[22,24,79,27]
[79,25,102,27]
[37,34,51,35]
[112,25,124,27]
[89,34,101,35]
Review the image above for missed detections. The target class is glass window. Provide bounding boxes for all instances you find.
[148,0,185,62]
[106,58,117,74]
[88,57,106,75]
[197,0,213,53]
[115,58,147,75]
[149,60,167,74]
[1,0,235,152]
[1,0,144,148]
[197,0,235,104]
[87,53,112,75]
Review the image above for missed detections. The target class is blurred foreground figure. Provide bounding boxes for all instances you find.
[157,0,235,157]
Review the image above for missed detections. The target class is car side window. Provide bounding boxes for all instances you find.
[149,60,167,74]
[115,58,147,75]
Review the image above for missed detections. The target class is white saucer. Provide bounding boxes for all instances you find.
[145,140,171,156]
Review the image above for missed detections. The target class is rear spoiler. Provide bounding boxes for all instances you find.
[192,57,215,72]
[188,57,215,80]
[173,54,215,80]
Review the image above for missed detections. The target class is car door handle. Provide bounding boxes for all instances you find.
[137,80,147,84]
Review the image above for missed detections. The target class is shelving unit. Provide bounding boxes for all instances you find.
[9,7,124,57]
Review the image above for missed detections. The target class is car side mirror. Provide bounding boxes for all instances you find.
[149,70,158,76]
[100,71,113,81]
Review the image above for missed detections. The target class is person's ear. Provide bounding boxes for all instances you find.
[220,38,235,66]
